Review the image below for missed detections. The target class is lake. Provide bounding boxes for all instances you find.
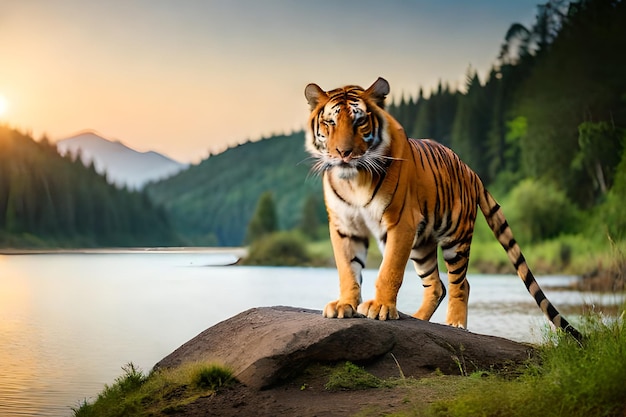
[0,251,621,416]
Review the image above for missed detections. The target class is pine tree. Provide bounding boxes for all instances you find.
[245,191,278,244]
[451,68,491,182]
[411,88,432,140]
[299,194,321,238]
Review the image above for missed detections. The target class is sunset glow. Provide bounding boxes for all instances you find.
[0,1,538,163]
[0,95,8,118]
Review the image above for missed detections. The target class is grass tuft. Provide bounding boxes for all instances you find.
[72,362,235,417]
[191,363,235,390]
[324,362,382,391]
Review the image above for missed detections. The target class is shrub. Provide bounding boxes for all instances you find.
[504,179,581,244]
[244,231,313,266]
[593,145,626,241]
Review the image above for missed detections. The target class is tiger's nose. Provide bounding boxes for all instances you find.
[336,148,353,160]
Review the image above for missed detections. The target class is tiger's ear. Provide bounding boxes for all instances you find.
[305,83,327,110]
[365,77,390,108]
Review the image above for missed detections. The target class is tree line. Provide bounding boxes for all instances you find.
[3,0,624,250]
[388,0,626,211]
[0,126,180,247]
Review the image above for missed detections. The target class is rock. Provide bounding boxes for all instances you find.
[154,306,533,389]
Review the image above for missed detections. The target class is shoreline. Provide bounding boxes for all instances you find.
[0,246,248,256]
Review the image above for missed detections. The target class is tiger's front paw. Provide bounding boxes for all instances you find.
[323,300,359,318]
[357,299,399,320]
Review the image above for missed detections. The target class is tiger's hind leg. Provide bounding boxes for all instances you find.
[442,241,472,328]
[411,242,446,321]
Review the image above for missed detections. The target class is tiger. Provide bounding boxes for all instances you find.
[304,76,582,341]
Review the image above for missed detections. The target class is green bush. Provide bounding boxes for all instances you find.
[244,231,313,266]
[593,146,626,241]
[504,179,581,244]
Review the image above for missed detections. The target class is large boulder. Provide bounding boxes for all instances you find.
[154,306,533,389]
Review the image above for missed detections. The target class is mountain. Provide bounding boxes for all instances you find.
[146,131,326,246]
[0,126,180,248]
[56,131,188,189]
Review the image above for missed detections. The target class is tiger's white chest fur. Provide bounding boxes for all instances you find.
[323,170,390,241]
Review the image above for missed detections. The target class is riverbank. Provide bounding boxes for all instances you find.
[306,231,626,293]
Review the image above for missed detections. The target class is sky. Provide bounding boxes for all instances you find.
[0,0,539,163]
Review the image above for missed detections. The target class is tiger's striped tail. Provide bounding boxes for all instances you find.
[478,187,583,342]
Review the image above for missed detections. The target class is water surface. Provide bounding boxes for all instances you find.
[0,252,620,416]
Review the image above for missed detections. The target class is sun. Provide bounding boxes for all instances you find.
[0,95,8,117]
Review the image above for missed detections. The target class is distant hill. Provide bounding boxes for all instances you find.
[146,131,326,246]
[0,126,180,248]
[57,131,188,189]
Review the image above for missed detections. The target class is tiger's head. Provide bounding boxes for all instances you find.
[304,77,391,180]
